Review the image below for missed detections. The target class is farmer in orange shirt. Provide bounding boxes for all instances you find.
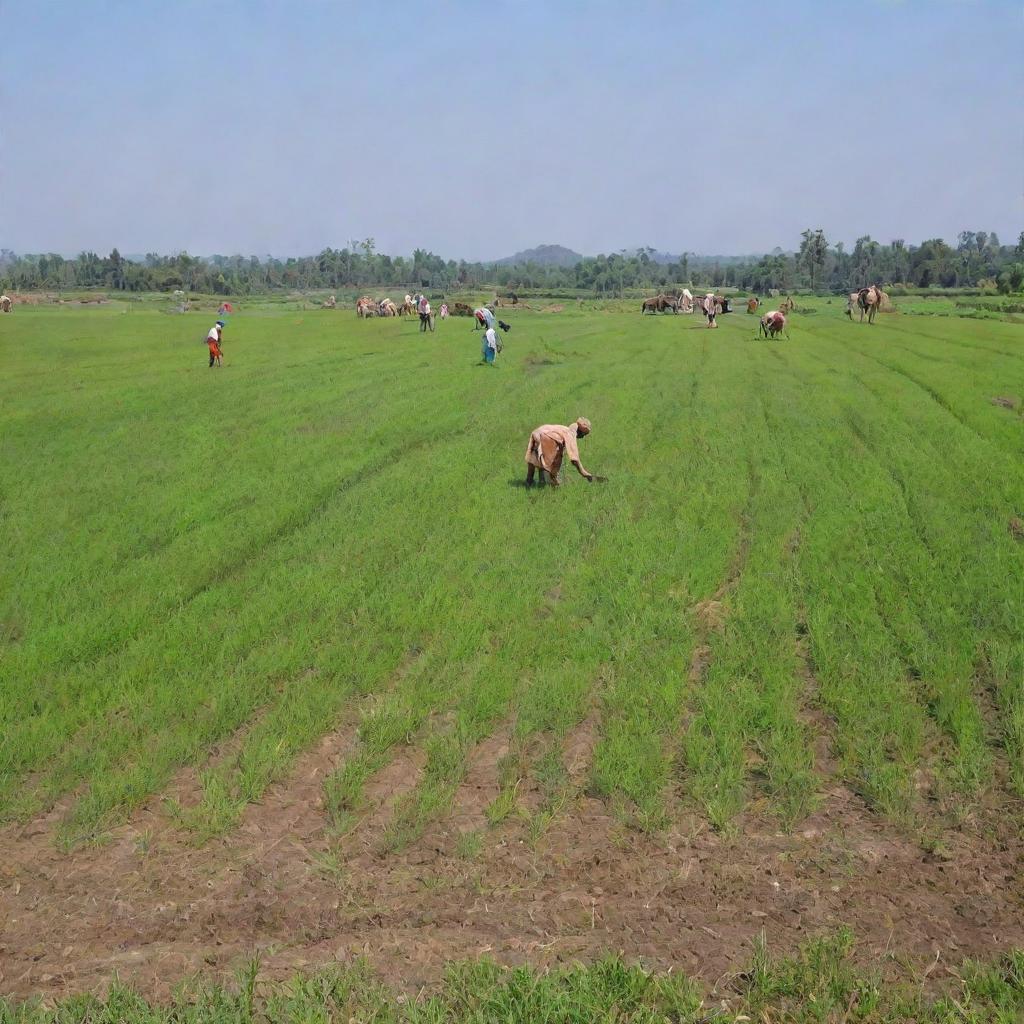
[524,417,595,486]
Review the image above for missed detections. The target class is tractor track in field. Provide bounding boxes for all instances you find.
[885,319,1022,361]
[843,339,1000,451]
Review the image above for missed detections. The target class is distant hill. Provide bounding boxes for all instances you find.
[493,244,583,267]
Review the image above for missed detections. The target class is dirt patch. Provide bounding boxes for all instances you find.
[448,726,512,835]
[541,304,565,313]
[692,599,726,632]
[563,713,601,791]
[523,355,562,375]
[688,644,713,682]
[2,723,1022,1003]
[1010,516,1024,542]
[989,396,1018,410]
[536,584,563,619]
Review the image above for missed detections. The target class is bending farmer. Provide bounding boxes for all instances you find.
[525,417,594,486]
[206,320,225,367]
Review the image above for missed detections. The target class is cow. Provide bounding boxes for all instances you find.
[760,310,787,339]
[747,297,759,314]
[846,286,885,324]
[642,294,680,314]
[0,295,12,313]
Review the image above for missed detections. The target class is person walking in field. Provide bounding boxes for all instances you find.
[474,306,495,331]
[525,417,595,486]
[439,302,449,319]
[206,320,225,367]
[481,323,500,364]
[703,292,718,328]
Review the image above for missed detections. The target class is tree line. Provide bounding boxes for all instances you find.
[2,230,1022,297]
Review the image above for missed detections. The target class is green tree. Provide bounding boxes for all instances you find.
[799,229,828,291]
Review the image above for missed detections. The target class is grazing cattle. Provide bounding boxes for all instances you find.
[760,310,787,339]
[680,288,694,313]
[0,295,12,313]
[356,296,375,318]
[378,299,398,317]
[323,295,336,309]
[778,296,795,315]
[846,286,885,324]
[747,297,759,314]
[398,300,416,316]
[642,294,680,314]
[451,301,474,316]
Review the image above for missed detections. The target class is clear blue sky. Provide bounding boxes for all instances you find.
[3,0,1021,260]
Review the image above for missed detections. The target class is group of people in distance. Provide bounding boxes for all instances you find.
[199,303,598,486]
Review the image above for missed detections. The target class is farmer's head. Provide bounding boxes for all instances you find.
[215,320,225,329]
[576,417,592,438]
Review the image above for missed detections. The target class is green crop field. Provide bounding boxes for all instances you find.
[1,298,1023,1015]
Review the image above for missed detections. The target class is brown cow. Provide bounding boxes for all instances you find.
[0,295,12,313]
[760,310,787,339]
[845,286,885,324]
[747,297,759,314]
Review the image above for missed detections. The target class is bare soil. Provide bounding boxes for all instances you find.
[1,723,1022,1002]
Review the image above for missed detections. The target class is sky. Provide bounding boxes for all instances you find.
[2,0,1021,261]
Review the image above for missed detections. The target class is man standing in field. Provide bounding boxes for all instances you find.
[525,417,595,486]
[206,320,225,367]
[703,292,718,328]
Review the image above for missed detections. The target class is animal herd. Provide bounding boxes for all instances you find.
[637,285,890,336]
[641,290,734,315]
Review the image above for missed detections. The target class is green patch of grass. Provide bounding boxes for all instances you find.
[1,305,1021,847]
[4,933,1022,1023]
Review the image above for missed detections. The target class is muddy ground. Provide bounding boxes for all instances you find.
[2,716,1022,1002]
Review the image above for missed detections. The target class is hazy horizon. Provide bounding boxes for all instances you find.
[3,0,1022,261]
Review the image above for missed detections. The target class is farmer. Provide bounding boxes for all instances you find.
[703,292,718,328]
[439,302,449,319]
[206,320,225,367]
[525,418,595,486]
[474,306,495,331]
[481,323,500,364]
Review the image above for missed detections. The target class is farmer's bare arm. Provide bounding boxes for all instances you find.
[571,459,593,481]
